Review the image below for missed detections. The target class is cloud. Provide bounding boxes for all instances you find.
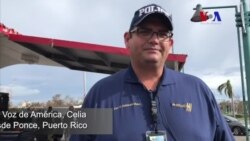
[199,71,243,101]
[0,84,40,97]
[0,0,242,105]
[201,74,241,90]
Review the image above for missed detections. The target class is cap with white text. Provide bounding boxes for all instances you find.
[129,4,173,31]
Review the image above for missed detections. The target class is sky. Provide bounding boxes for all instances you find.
[0,0,247,106]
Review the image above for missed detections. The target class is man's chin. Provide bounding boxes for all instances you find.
[144,59,159,65]
[144,56,160,63]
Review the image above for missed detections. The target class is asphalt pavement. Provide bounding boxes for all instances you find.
[235,136,247,141]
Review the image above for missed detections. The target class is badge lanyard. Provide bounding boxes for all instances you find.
[146,88,168,141]
[149,90,158,133]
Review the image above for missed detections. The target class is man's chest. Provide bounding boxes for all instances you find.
[107,86,214,141]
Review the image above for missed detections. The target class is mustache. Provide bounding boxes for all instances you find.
[143,45,161,50]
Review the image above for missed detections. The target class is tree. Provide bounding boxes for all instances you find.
[47,94,64,107]
[217,80,235,117]
[219,100,231,114]
[46,94,82,107]
[12,94,82,108]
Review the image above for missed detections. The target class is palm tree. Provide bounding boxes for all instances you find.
[217,80,235,117]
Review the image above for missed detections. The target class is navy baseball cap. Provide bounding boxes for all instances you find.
[129,4,173,31]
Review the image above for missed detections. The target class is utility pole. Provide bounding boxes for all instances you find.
[236,0,250,140]
[192,1,250,139]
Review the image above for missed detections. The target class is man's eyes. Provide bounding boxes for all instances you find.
[138,29,152,34]
[138,29,168,35]
[158,32,168,36]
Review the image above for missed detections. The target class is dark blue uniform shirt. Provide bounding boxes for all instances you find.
[70,66,235,141]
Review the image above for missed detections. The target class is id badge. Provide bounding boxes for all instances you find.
[146,130,167,141]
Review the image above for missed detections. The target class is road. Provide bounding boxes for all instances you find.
[235,136,247,141]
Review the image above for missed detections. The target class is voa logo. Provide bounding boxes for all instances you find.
[200,11,222,23]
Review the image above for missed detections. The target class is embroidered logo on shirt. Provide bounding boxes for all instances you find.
[172,102,192,112]
[114,102,141,111]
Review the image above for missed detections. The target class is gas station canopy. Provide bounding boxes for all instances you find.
[0,24,187,74]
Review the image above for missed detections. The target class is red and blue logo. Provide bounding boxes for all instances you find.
[191,4,222,23]
[199,11,222,22]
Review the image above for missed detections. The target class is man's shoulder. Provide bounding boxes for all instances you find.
[96,69,127,85]
[166,68,201,80]
[166,69,213,98]
[166,68,206,86]
[83,69,127,107]
[87,68,127,93]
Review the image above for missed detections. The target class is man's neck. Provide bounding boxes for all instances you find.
[131,63,164,91]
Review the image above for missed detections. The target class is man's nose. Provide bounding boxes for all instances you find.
[148,32,160,43]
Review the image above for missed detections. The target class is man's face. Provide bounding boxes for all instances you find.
[124,16,173,67]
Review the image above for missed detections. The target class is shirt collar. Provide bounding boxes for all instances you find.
[124,65,176,86]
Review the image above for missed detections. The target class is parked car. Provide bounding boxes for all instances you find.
[224,115,248,136]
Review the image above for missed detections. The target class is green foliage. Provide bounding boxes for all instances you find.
[217,80,235,117]
[14,94,82,108]
[235,114,244,118]
[217,80,233,98]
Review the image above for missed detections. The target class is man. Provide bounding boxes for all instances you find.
[70,3,235,141]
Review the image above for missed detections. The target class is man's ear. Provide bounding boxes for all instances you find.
[167,38,174,49]
[124,32,131,49]
[170,38,174,46]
